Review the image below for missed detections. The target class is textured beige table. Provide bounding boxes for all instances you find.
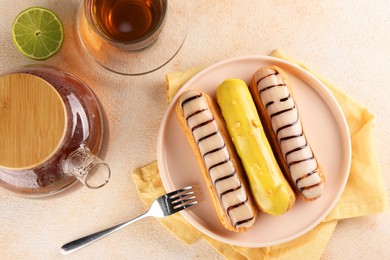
[0,1,389,259]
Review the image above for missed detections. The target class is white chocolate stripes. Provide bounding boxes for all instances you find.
[179,90,256,229]
[253,67,324,200]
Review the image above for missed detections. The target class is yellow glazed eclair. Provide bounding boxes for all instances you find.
[216,79,295,216]
[176,90,258,232]
[250,66,325,201]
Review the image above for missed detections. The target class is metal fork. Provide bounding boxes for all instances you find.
[60,186,198,255]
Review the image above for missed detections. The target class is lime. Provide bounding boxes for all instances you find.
[11,7,64,60]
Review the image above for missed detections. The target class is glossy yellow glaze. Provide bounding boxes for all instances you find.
[216,78,295,216]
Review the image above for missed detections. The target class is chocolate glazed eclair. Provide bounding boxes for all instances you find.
[250,66,325,201]
[176,90,258,232]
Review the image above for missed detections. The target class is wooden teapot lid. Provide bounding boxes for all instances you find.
[0,73,67,170]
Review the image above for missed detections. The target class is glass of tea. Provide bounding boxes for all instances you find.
[77,0,188,75]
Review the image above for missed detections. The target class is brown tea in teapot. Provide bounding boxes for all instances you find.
[0,66,108,197]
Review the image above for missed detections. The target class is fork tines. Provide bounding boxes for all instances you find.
[168,186,198,210]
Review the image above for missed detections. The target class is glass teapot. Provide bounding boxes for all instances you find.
[0,65,110,197]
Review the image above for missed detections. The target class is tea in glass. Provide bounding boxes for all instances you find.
[76,0,188,75]
[85,0,167,50]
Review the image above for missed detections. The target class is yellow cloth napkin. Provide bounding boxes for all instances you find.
[132,49,388,259]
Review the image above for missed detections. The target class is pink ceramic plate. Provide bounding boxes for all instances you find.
[157,56,351,247]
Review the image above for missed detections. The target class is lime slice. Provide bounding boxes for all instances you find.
[12,7,64,60]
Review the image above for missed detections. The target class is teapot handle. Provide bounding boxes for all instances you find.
[63,144,111,189]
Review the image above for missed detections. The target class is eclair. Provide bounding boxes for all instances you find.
[250,66,325,200]
[216,79,295,216]
[176,90,258,232]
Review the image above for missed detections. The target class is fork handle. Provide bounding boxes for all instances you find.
[61,212,148,255]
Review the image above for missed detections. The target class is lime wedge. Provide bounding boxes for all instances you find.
[12,7,64,60]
